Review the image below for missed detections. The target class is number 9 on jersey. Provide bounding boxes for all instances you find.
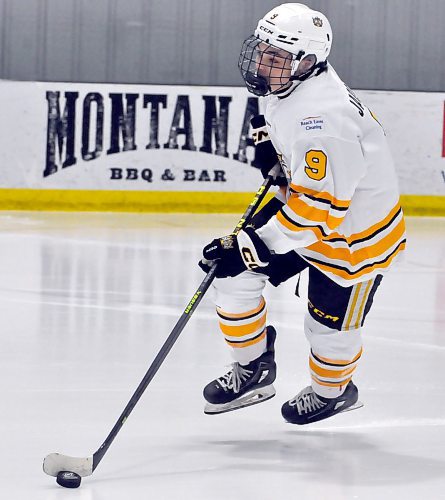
[304,150,327,181]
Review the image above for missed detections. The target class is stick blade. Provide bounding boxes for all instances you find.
[43,453,93,477]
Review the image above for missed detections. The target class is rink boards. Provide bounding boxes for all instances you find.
[0,81,444,215]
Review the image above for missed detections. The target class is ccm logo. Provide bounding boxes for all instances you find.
[242,248,259,269]
[259,26,274,35]
[308,300,339,322]
[252,129,269,145]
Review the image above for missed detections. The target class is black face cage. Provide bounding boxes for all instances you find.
[238,35,296,97]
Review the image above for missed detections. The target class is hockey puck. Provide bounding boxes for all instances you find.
[56,471,82,488]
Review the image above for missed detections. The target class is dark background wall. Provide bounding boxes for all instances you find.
[0,0,444,91]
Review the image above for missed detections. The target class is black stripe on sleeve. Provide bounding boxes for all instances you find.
[302,193,349,212]
[279,208,330,238]
[288,186,349,212]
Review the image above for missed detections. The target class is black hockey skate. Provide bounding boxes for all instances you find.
[281,381,363,425]
[203,326,277,415]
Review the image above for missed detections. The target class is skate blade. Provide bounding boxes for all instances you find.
[340,400,364,413]
[204,384,276,415]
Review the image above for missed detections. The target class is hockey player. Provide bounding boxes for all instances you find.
[199,3,406,424]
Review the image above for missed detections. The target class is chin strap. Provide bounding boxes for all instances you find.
[244,60,328,98]
[273,60,328,99]
[290,60,328,82]
[273,80,299,98]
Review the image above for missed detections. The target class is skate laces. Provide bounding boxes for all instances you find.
[288,387,327,415]
[218,363,253,394]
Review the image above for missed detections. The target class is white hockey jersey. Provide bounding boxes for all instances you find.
[256,64,406,287]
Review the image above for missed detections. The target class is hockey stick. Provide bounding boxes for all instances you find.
[43,167,278,479]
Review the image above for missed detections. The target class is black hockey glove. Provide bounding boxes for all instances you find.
[250,196,285,230]
[261,250,308,287]
[251,115,287,187]
[199,226,272,278]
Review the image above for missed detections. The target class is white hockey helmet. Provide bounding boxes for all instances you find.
[239,3,333,96]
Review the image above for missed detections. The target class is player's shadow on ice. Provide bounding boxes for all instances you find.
[206,431,445,487]
[91,430,444,488]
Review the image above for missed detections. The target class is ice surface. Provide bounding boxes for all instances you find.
[0,213,444,500]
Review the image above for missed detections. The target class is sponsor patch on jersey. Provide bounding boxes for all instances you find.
[300,116,324,132]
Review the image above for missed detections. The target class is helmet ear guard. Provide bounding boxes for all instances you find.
[289,53,328,82]
[290,51,306,73]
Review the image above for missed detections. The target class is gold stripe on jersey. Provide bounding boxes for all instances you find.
[286,194,345,230]
[277,201,403,250]
[276,209,328,239]
[307,217,405,266]
[307,239,406,280]
[323,203,402,245]
[299,202,405,281]
[274,193,405,283]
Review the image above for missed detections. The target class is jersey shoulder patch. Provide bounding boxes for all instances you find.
[299,115,325,133]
